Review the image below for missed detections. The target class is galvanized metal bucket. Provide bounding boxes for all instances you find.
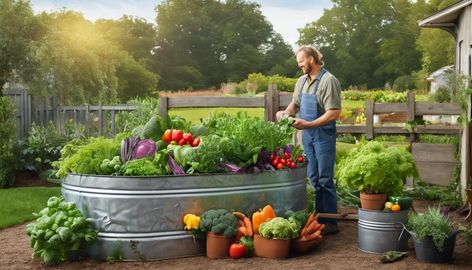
[61,167,307,261]
[410,230,460,263]
[358,209,410,254]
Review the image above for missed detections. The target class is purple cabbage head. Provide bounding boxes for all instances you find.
[132,139,157,160]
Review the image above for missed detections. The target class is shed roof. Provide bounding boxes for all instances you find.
[418,0,472,37]
[426,65,454,81]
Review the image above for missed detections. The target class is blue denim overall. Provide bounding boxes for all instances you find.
[300,68,337,225]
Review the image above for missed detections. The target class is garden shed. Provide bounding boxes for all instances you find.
[419,0,472,193]
[427,65,454,94]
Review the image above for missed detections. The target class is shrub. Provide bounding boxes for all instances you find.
[236,73,297,94]
[407,207,454,251]
[18,122,69,176]
[0,97,17,187]
[430,86,452,103]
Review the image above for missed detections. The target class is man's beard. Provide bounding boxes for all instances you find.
[304,65,312,75]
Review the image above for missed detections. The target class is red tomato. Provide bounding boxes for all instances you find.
[171,130,183,142]
[178,138,187,146]
[297,155,304,163]
[276,163,284,170]
[289,162,297,169]
[271,159,278,167]
[162,129,173,143]
[287,158,293,163]
[284,152,290,159]
[269,154,276,161]
[191,136,201,147]
[280,158,287,165]
[183,133,194,144]
[229,243,245,259]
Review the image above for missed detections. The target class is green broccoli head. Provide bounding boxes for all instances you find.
[199,209,238,237]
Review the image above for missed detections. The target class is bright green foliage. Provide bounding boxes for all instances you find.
[119,158,163,176]
[337,141,418,194]
[407,207,454,251]
[0,96,17,187]
[25,196,97,265]
[100,156,122,175]
[204,112,294,153]
[284,210,310,231]
[258,217,299,240]
[241,73,298,93]
[199,209,238,238]
[54,137,120,178]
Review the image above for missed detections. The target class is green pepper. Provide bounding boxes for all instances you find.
[240,236,254,257]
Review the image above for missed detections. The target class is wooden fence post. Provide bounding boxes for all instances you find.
[98,103,104,137]
[265,84,279,122]
[407,90,416,142]
[159,96,168,119]
[365,100,374,140]
[85,104,90,137]
[111,110,116,136]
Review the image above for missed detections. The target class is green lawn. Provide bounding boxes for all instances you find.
[0,187,61,229]
[169,107,264,124]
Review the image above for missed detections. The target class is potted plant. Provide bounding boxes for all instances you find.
[407,207,460,263]
[254,217,299,259]
[337,141,418,210]
[199,209,238,259]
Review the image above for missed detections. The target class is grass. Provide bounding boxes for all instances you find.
[169,107,264,124]
[0,187,61,229]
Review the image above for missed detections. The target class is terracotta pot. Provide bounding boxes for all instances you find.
[360,192,387,210]
[206,232,232,259]
[292,237,322,255]
[253,233,291,259]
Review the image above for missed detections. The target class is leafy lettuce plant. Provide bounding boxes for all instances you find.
[337,141,418,194]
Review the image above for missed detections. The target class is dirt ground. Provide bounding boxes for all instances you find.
[1,174,471,269]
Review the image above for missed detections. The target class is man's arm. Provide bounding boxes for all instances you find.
[291,109,340,129]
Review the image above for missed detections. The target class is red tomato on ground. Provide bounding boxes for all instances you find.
[229,243,245,259]
[162,129,173,143]
[171,130,183,142]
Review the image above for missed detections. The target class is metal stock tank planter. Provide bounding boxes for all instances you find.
[61,167,307,261]
[358,209,410,254]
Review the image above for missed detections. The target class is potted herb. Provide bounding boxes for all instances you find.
[407,207,460,263]
[337,141,418,210]
[199,209,238,259]
[254,217,299,259]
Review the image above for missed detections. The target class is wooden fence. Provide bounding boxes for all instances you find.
[8,87,462,186]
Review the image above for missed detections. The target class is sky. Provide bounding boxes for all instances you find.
[29,0,333,49]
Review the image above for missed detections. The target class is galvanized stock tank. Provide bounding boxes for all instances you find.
[61,167,307,261]
[358,209,410,254]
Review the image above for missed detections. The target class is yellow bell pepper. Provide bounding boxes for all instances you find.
[183,213,200,230]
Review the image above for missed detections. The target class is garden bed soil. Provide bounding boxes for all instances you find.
[0,200,471,269]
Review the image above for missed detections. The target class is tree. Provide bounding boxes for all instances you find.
[0,0,38,93]
[152,0,275,90]
[95,16,156,66]
[263,33,297,77]
[299,0,394,88]
[28,11,158,104]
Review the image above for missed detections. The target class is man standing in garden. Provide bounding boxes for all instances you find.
[277,46,342,234]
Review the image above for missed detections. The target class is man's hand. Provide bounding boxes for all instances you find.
[276,110,286,122]
[291,118,312,129]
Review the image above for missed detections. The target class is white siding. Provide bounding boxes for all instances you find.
[456,5,472,75]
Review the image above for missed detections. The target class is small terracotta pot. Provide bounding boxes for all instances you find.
[254,234,291,259]
[360,192,387,210]
[292,237,322,255]
[206,232,232,259]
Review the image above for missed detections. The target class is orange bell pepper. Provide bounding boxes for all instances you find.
[252,204,276,234]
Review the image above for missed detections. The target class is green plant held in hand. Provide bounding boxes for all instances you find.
[25,196,97,265]
[336,141,418,194]
[407,207,454,251]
